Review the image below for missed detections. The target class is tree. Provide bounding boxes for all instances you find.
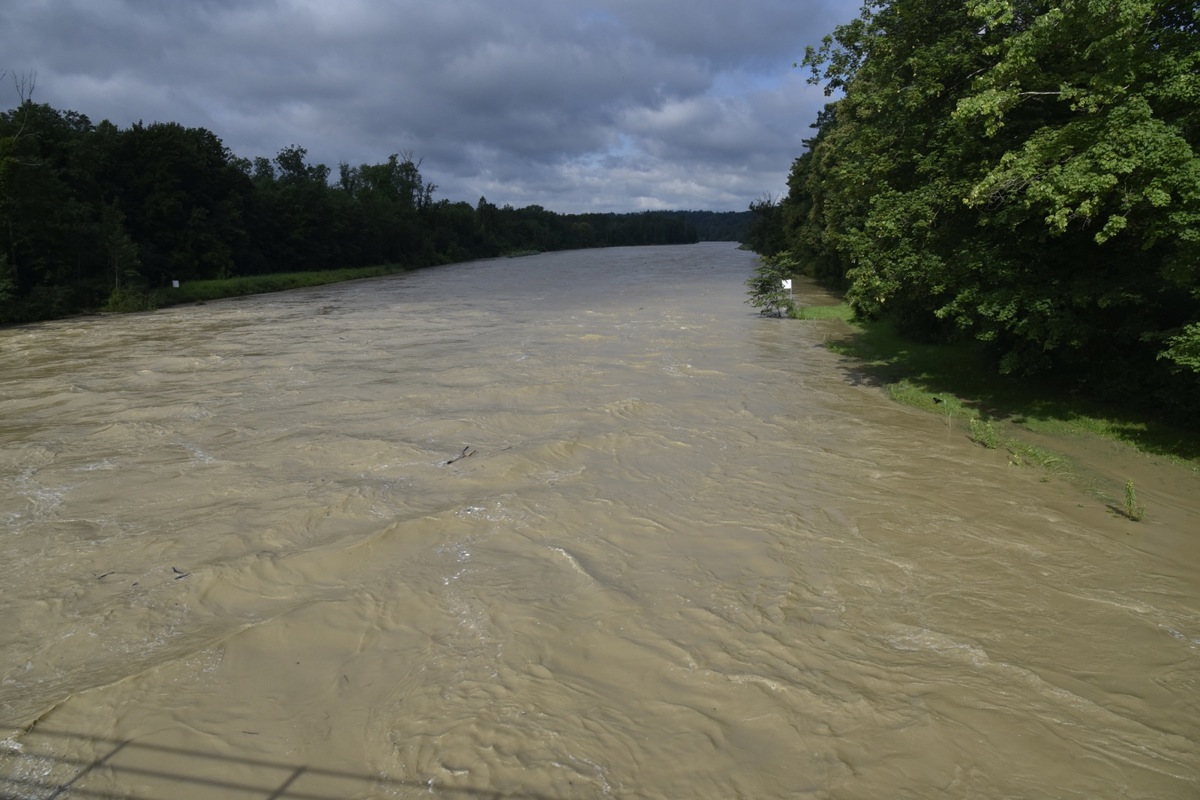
[0,99,97,320]
[746,252,798,317]
[787,0,1200,414]
[102,202,141,292]
[743,194,787,256]
[109,121,249,283]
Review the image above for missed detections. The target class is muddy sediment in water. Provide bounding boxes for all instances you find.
[2,243,1197,798]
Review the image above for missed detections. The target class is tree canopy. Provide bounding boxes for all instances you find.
[770,0,1199,419]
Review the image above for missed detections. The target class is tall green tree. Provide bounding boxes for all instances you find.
[950,0,1200,379]
[0,100,98,319]
[785,0,1200,414]
[111,121,249,283]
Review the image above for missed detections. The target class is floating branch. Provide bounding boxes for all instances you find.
[444,446,477,465]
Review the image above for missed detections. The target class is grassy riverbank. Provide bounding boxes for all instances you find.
[107,251,549,314]
[109,265,415,311]
[177,265,413,303]
[798,300,1200,517]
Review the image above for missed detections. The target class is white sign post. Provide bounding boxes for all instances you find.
[781,278,792,306]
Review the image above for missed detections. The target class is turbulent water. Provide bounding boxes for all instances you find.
[1,243,1197,799]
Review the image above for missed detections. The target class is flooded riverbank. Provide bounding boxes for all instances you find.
[2,243,1197,798]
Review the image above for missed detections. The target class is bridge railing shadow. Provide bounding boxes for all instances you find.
[1,727,560,800]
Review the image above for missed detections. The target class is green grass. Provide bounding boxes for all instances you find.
[1006,439,1073,474]
[791,302,855,321]
[968,417,1002,449]
[801,304,1200,478]
[164,265,413,306]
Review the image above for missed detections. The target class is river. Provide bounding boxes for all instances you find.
[2,243,1197,799]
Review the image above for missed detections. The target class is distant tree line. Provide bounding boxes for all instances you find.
[0,95,750,324]
[755,0,1199,421]
[667,209,754,242]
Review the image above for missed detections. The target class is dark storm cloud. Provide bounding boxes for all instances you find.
[1,0,859,212]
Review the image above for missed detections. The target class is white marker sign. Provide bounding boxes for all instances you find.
[781,279,792,290]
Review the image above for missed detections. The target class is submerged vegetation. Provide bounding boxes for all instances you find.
[168,266,412,306]
[1124,479,1147,521]
[788,297,1197,523]
[822,297,1199,462]
[745,252,798,318]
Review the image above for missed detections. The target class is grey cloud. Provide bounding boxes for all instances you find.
[1,0,861,212]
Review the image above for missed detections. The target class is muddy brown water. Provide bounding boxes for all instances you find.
[1,243,1197,799]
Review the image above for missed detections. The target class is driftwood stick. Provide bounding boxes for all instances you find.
[444,445,476,465]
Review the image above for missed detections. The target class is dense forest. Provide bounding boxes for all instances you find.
[0,87,750,325]
[752,0,1199,421]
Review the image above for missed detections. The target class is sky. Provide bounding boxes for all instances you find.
[1,0,861,214]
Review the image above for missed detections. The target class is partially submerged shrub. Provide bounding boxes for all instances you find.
[746,251,798,318]
[1124,479,1146,521]
[969,418,1001,449]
